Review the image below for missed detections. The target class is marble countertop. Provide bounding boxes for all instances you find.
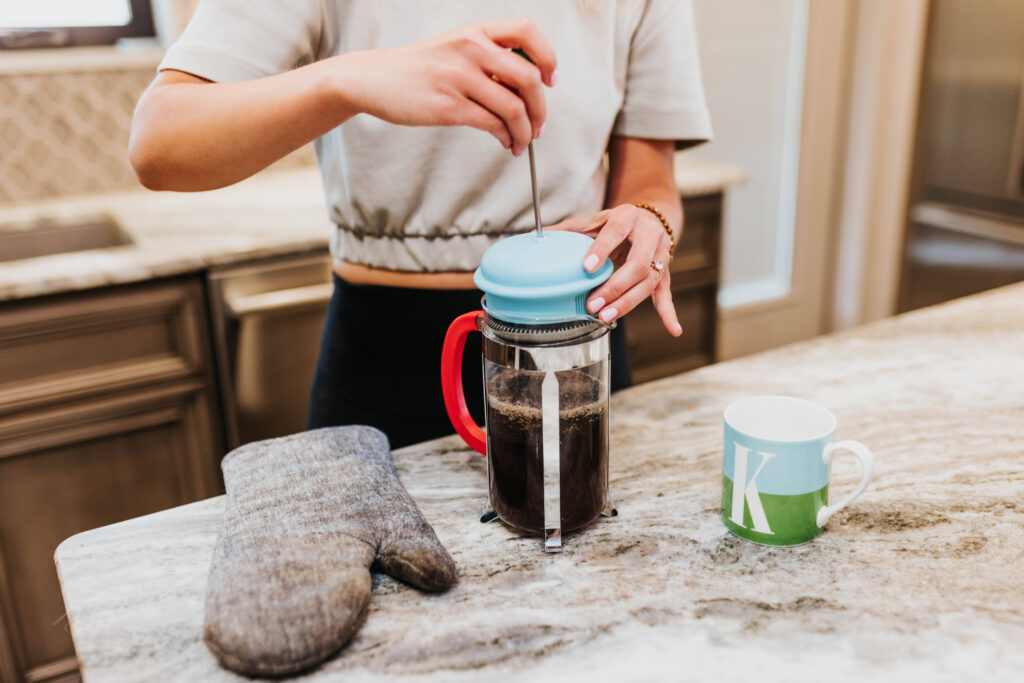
[0,168,333,302]
[55,282,1024,682]
[0,155,743,303]
[673,154,746,198]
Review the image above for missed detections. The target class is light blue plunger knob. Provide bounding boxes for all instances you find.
[473,231,614,325]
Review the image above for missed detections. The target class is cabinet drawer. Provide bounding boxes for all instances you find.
[624,284,717,385]
[0,279,208,416]
[673,193,722,275]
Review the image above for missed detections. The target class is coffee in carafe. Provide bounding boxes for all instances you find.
[487,368,608,533]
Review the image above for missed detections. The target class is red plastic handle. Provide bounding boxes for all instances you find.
[441,311,487,455]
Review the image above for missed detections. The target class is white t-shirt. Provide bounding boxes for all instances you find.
[160,0,712,272]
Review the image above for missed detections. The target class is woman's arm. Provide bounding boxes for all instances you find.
[130,66,347,191]
[129,19,557,191]
[549,136,683,335]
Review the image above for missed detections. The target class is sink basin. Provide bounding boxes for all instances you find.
[0,214,133,263]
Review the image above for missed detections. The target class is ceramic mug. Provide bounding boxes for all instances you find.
[721,396,874,546]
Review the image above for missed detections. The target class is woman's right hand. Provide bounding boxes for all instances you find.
[335,19,557,156]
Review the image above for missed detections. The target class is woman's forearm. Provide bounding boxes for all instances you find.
[604,136,683,242]
[129,58,358,191]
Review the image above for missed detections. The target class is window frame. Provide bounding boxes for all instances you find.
[0,0,155,49]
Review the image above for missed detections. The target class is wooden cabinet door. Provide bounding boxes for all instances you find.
[0,279,222,683]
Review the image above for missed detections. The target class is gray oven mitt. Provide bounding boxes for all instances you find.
[203,426,457,677]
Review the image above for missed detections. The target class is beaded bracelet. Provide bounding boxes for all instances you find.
[634,202,675,257]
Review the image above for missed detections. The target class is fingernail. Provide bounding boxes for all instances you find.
[550,69,559,87]
[588,297,605,313]
[536,122,546,139]
[513,147,522,157]
[673,322,683,336]
[583,254,599,272]
[599,307,617,323]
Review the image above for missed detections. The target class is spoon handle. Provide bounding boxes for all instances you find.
[527,141,543,237]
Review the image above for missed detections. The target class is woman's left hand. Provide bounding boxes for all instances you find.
[547,203,682,336]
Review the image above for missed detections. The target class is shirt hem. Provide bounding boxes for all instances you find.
[613,106,714,143]
[158,46,271,82]
[333,226,532,273]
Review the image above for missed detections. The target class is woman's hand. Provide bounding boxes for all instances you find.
[337,19,557,156]
[548,204,682,336]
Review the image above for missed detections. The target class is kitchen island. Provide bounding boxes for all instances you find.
[54,282,1024,682]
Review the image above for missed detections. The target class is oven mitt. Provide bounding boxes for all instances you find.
[202,426,457,677]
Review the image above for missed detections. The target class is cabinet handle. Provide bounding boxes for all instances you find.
[225,283,333,318]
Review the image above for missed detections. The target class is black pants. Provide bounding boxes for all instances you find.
[307,275,632,449]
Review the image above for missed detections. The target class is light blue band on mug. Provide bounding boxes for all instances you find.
[722,423,834,496]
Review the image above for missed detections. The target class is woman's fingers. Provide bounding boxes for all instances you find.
[601,267,679,333]
[465,73,534,155]
[479,19,558,86]
[594,264,664,323]
[588,257,651,317]
[478,48,546,139]
[586,215,664,318]
[461,99,513,149]
[652,274,682,336]
[581,207,636,274]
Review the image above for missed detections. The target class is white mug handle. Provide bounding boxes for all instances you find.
[816,440,874,527]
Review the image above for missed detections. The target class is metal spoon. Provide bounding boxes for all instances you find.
[527,141,543,237]
[510,48,544,238]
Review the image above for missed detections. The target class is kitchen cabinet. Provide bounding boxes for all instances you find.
[207,253,334,450]
[625,193,722,384]
[0,278,222,683]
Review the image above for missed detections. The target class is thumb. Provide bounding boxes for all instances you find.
[376,513,457,592]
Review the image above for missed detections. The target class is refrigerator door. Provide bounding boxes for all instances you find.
[918,0,1024,216]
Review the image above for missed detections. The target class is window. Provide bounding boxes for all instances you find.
[0,0,154,49]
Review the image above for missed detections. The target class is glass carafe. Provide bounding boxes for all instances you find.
[484,314,611,537]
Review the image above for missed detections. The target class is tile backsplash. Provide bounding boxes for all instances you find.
[1,66,156,205]
[0,52,313,206]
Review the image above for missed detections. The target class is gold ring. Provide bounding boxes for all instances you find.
[651,259,665,279]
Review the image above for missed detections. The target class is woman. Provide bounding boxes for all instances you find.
[129,0,712,448]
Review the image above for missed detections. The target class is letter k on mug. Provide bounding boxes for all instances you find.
[721,396,874,546]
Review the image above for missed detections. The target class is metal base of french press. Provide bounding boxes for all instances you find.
[479,506,500,524]
[480,501,619,553]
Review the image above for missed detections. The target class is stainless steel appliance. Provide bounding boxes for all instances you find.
[207,253,333,448]
[900,0,1024,310]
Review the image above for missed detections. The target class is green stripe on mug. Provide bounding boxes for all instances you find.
[721,396,874,546]
[722,476,829,546]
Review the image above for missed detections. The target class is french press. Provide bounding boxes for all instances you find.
[441,230,616,552]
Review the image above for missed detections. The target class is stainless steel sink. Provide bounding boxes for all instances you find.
[0,214,133,263]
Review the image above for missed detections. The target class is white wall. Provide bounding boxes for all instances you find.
[690,0,809,308]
